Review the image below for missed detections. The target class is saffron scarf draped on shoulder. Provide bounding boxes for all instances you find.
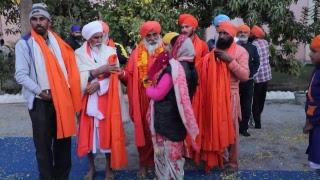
[186,35,208,163]
[185,43,237,169]
[76,43,127,169]
[31,30,81,139]
[200,46,236,170]
[123,42,164,147]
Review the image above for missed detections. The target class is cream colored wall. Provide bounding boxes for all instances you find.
[0,15,20,47]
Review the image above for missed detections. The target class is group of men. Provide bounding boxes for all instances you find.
[15,3,272,180]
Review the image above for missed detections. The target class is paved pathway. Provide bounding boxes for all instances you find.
[0,101,319,179]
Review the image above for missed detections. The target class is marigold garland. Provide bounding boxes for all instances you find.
[137,42,164,82]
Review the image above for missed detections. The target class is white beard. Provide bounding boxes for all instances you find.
[143,39,161,55]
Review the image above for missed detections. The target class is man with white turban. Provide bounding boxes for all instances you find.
[75,20,128,180]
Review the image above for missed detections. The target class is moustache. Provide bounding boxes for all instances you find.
[36,25,44,29]
[93,43,102,47]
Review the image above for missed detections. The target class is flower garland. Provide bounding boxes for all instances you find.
[137,42,164,83]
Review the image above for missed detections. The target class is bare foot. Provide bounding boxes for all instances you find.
[105,169,114,180]
[303,122,313,134]
[137,167,147,180]
[84,167,96,180]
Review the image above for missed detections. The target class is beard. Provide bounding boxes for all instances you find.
[216,37,234,50]
[143,38,161,55]
[73,35,82,41]
[238,36,248,44]
[34,25,47,36]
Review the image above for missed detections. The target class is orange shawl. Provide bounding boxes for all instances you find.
[200,46,236,170]
[31,30,81,139]
[123,42,164,147]
[77,54,128,169]
[186,34,209,163]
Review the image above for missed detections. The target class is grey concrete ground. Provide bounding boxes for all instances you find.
[0,100,309,171]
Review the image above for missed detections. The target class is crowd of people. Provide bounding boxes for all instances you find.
[14,2,319,180]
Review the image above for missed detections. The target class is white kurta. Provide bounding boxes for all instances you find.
[76,43,115,154]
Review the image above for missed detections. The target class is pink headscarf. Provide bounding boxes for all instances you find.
[171,35,195,62]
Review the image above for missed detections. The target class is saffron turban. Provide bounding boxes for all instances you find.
[251,25,266,38]
[238,24,250,33]
[139,21,161,37]
[213,14,230,27]
[218,21,237,38]
[178,14,198,28]
[100,21,110,33]
[82,21,103,40]
[163,32,179,45]
[311,35,320,52]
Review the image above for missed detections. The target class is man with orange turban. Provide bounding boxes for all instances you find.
[178,13,209,165]
[237,24,260,137]
[120,20,164,179]
[178,14,209,65]
[250,25,272,130]
[199,21,249,172]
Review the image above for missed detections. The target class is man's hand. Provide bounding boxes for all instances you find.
[39,90,52,101]
[214,49,233,63]
[99,64,120,74]
[86,81,100,95]
[90,64,121,78]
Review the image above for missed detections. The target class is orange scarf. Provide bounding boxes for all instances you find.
[201,45,236,170]
[105,55,128,168]
[31,30,81,139]
[76,54,127,169]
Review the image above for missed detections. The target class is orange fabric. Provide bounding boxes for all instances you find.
[218,21,238,38]
[123,43,164,147]
[77,54,128,169]
[251,25,265,38]
[311,35,320,52]
[238,24,250,33]
[178,13,198,28]
[200,49,236,170]
[107,38,116,47]
[101,21,110,33]
[31,30,81,139]
[185,34,208,164]
[140,21,161,37]
[192,34,209,67]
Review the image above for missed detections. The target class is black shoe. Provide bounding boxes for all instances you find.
[240,131,251,137]
[255,124,261,129]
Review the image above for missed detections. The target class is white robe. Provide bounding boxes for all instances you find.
[75,42,129,154]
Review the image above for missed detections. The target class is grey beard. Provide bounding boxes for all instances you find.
[238,36,248,44]
[143,39,161,55]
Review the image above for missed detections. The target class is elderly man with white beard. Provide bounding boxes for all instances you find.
[75,20,129,180]
[119,21,165,179]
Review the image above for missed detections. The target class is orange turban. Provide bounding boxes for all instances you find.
[139,21,161,37]
[238,24,250,33]
[311,35,320,52]
[178,14,198,28]
[100,21,109,33]
[251,25,265,38]
[218,21,237,37]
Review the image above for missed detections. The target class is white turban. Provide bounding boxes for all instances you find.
[82,21,103,40]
